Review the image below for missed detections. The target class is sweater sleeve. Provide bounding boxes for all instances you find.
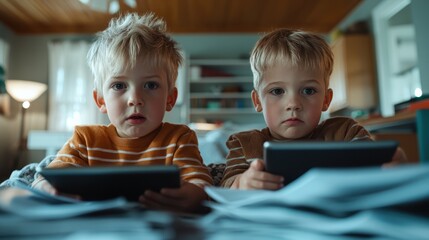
[332,117,374,141]
[220,134,250,188]
[315,117,374,142]
[47,127,90,168]
[172,129,213,187]
[345,120,374,141]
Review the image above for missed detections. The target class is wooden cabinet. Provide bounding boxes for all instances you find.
[359,109,429,163]
[187,59,264,125]
[329,34,378,113]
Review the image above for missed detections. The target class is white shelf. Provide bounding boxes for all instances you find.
[186,58,264,125]
[190,108,257,115]
[190,92,250,99]
[190,59,249,66]
[190,76,252,83]
[28,130,72,156]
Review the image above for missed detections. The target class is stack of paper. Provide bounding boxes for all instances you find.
[202,165,429,239]
[0,183,183,239]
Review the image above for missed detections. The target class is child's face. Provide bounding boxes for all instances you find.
[94,57,177,138]
[252,64,332,140]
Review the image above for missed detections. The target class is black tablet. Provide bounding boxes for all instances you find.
[37,165,181,201]
[263,141,398,185]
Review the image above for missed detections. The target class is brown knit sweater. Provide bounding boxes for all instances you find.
[220,117,372,187]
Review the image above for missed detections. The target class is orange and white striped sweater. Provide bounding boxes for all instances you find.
[48,122,213,187]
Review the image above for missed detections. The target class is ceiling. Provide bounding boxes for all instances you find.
[0,0,362,35]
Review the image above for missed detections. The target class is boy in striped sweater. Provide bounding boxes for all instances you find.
[220,28,407,190]
[32,13,213,213]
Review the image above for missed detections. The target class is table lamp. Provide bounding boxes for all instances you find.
[6,80,47,170]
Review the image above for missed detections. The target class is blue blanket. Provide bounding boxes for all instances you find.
[0,155,54,189]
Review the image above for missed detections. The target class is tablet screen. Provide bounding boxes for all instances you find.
[38,165,181,201]
[263,141,398,185]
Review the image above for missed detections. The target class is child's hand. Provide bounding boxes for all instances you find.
[233,159,284,190]
[32,177,81,200]
[383,147,408,168]
[139,181,208,213]
[32,177,58,195]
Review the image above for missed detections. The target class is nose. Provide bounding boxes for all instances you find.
[128,90,144,106]
[285,94,302,111]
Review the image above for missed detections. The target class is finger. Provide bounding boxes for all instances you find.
[248,168,283,183]
[41,182,58,195]
[143,190,181,207]
[393,147,408,163]
[250,179,283,190]
[58,192,82,200]
[139,196,165,210]
[250,159,265,171]
[159,187,183,199]
[382,162,395,168]
[261,171,284,183]
[245,170,283,190]
[140,193,185,213]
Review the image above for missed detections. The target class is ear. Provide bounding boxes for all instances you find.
[322,88,333,111]
[166,87,178,112]
[251,89,263,112]
[93,90,107,113]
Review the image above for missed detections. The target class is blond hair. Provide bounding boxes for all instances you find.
[87,12,182,95]
[250,29,333,89]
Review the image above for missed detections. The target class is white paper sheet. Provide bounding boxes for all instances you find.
[203,164,429,240]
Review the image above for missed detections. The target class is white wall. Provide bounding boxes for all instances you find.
[411,0,429,93]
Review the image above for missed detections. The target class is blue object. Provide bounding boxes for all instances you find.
[0,65,6,94]
[416,109,429,163]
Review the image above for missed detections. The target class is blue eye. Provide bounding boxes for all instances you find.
[145,81,159,89]
[302,88,316,95]
[111,82,126,90]
[269,88,285,96]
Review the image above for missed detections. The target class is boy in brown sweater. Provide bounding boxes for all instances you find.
[221,29,407,189]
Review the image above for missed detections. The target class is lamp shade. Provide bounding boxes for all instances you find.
[6,80,47,103]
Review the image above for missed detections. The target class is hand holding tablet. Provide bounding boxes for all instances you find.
[37,165,181,201]
[263,141,398,186]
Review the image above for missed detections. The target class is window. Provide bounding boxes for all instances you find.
[372,0,421,116]
[48,40,107,131]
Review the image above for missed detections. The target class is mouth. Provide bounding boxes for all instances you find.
[282,118,303,124]
[126,114,146,122]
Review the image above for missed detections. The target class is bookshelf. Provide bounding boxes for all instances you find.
[187,58,264,125]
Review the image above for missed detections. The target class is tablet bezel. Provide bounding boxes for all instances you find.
[263,141,398,185]
[38,165,181,201]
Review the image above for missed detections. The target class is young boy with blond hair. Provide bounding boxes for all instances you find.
[32,13,213,212]
[220,28,407,189]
